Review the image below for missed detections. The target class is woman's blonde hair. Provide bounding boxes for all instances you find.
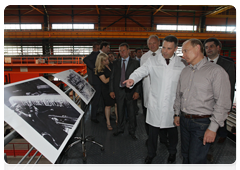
[95,52,108,75]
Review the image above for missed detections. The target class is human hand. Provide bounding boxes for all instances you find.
[123,79,134,88]
[110,92,115,99]
[174,117,180,126]
[203,129,216,145]
[132,92,139,100]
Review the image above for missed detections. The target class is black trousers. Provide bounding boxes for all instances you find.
[217,120,228,138]
[116,91,137,135]
[148,124,178,157]
[91,84,101,120]
[142,104,149,136]
[142,92,149,136]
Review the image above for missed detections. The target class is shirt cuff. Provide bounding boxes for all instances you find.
[208,121,219,132]
[174,110,180,116]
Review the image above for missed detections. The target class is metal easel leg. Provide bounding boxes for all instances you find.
[65,91,104,163]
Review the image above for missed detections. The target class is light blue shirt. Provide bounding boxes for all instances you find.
[119,56,130,87]
[121,56,130,70]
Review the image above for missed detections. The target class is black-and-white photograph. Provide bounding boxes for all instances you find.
[4,77,84,163]
[54,69,95,104]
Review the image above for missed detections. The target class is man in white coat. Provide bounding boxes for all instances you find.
[140,35,161,140]
[123,35,187,164]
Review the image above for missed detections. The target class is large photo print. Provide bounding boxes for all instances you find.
[4,77,84,163]
[54,69,95,104]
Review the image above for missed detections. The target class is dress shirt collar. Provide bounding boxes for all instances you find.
[190,57,207,70]
[135,56,141,61]
[150,49,160,56]
[122,56,130,62]
[207,55,219,64]
[100,50,104,53]
[121,56,130,69]
[161,53,175,61]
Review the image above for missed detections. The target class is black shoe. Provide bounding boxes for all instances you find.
[167,153,176,163]
[91,119,99,123]
[129,134,138,141]
[145,156,154,164]
[113,131,124,136]
[207,154,213,162]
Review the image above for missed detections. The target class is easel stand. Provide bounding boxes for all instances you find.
[65,91,104,162]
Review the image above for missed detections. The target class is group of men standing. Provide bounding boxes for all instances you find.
[84,35,235,164]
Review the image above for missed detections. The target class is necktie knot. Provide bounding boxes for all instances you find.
[152,52,156,56]
[165,58,170,65]
[210,60,214,63]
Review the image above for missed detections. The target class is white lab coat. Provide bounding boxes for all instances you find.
[129,53,186,128]
[140,49,161,107]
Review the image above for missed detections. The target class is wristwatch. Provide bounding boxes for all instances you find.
[174,114,180,117]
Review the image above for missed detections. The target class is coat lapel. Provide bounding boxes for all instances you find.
[216,55,224,67]
[126,58,133,76]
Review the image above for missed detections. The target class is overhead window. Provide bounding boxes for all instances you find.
[53,46,92,55]
[4,24,20,30]
[20,24,42,29]
[157,25,197,31]
[52,24,94,30]
[4,24,42,30]
[4,46,43,55]
[73,24,94,29]
[206,26,236,32]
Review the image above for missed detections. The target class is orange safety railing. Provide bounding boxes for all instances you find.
[4,143,42,157]
[4,56,85,65]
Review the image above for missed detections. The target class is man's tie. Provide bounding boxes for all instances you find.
[210,60,214,63]
[120,60,126,87]
[165,58,170,65]
[152,52,156,56]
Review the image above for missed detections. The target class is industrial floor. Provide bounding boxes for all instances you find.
[56,100,236,164]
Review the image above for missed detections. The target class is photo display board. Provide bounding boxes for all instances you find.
[4,77,84,163]
[53,69,95,104]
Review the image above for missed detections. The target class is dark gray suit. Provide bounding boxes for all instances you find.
[109,58,142,134]
[83,51,101,120]
[216,56,236,137]
[217,56,236,104]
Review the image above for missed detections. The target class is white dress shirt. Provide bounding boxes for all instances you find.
[207,55,219,64]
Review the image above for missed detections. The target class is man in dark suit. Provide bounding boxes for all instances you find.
[83,41,110,123]
[218,41,235,63]
[86,42,100,85]
[204,38,236,143]
[109,43,141,140]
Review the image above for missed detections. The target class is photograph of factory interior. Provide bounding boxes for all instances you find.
[4,5,236,164]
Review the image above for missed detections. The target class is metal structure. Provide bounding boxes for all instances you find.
[4,29,236,40]
[4,56,87,84]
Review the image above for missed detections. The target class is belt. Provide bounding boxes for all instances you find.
[181,112,211,119]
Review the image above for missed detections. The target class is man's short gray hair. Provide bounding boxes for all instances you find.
[147,35,160,44]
